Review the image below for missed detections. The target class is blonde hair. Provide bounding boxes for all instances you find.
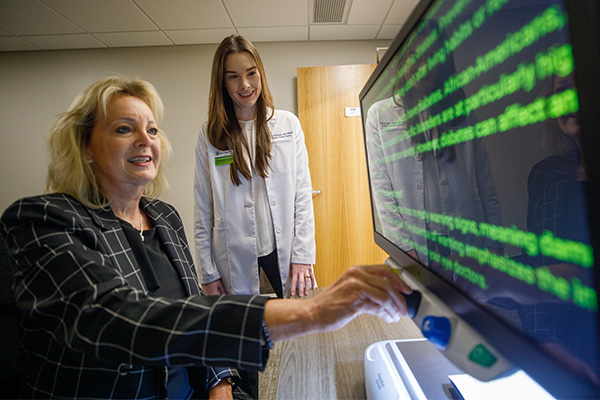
[45,76,172,208]
[207,35,275,185]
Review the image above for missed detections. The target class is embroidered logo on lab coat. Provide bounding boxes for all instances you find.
[272,131,293,140]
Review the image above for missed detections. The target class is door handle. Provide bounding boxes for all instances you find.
[312,189,321,194]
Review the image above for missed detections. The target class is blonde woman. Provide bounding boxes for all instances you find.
[194,35,317,299]
[1,76,248,398]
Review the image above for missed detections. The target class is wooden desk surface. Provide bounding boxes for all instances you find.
[259,290,423,399]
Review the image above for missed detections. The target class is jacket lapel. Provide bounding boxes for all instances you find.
[86,205,152,292]
[141,199,201,296]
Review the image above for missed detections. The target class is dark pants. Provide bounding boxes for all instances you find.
[235,250,283,400]
[258,249,283,298]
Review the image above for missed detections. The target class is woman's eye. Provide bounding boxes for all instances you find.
[116,126,132,134]
[226,74,238,80]
[148,128,158,136]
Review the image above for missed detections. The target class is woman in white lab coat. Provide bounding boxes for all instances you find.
[194,35,317,300]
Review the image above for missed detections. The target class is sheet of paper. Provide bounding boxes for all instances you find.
[448,370,555,400]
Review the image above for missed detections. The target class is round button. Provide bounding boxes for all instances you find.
[421,316,451,350]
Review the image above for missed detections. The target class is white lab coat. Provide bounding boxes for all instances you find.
[193,109,316,295]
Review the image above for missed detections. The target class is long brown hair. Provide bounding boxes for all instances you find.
[207,35,275,185]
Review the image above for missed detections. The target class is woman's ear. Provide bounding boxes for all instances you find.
[85,149,93,164]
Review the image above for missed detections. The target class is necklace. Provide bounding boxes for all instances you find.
[138,212,144,242]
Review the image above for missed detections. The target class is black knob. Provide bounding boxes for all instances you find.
[404,290,422,319]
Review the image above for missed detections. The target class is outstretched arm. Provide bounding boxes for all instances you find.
[264,264,413,342]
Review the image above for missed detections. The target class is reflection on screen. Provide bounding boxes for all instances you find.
[362,0,598,384]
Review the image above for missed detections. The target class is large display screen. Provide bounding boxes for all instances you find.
[360,0,598,394]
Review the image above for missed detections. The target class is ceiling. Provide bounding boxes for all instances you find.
[0,0,419,52]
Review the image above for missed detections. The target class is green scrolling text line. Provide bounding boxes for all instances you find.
[375,6,568,149]
[401,4,566,123]
[378,43,573,150]
[379,212,597,311]
[376,200,594,268]
[374,0,502,104]
[377,87,578,164]
[416,88,578,153]
[400,44,573,142]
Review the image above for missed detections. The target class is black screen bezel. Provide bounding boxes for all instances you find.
[359,0,600,397]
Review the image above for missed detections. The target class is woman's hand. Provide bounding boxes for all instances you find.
[309,264,413,331]
[264,264,413,342]
[290,263,317,297]
[208,378,233,400]
[201,279,228,295]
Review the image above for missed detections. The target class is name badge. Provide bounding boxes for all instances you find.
[215,150,233,165]
[273,131,293,140]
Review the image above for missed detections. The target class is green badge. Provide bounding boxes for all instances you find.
[215,150,233,166]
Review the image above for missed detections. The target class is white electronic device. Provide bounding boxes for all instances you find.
[365,339,458,399]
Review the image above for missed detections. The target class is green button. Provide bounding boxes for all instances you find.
[468,344,497,368]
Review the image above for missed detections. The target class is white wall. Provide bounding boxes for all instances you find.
[0,39,389,262]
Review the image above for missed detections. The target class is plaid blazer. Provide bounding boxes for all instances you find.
[1,193,268,399]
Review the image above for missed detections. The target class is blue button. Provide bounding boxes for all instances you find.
[421,316,451,350]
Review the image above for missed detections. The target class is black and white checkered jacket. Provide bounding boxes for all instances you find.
[1,193,268,399]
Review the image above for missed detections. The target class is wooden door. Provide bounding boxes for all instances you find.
[298,64,388,287]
